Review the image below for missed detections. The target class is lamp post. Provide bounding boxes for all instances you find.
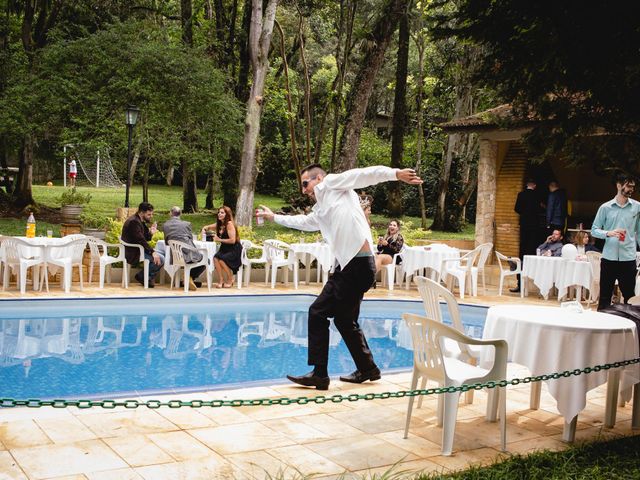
[124,105,140,208]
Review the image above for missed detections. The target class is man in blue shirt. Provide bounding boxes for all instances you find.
[591,174,640,310]
[546,180,568,233]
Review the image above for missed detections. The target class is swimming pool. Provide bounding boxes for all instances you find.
[0,295,487,399]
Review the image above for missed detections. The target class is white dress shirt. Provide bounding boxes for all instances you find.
[274,166,399,269]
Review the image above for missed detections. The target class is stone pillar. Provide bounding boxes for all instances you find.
[476,139,498,249]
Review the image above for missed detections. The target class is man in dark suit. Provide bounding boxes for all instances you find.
[512,178,544,292]
[162,206,205,291]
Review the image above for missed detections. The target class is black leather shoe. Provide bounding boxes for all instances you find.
[509,287,520,293]
[339,367,381,384]
[286,371,330,390]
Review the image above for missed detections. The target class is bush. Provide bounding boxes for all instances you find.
[57,188,92,206]
[79,212,111,229]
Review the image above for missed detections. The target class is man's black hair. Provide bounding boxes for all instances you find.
[615,172,636,186]
[138,201,154,213]
[300,163,327,176]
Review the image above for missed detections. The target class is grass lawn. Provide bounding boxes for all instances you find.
[0,184,475,242]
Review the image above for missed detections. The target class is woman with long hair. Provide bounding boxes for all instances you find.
[375,219,404,272]
[203,206,242,287]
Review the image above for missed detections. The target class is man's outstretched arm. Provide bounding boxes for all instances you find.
[256,205,320,232]
[321,165,422,191]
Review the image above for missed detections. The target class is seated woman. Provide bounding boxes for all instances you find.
[573,230,601,255]
[203,206,242,288]
[375,220,404,272]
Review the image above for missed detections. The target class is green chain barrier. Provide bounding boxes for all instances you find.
[1,357,639,409]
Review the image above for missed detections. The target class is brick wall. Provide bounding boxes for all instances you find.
[495,142,528,257]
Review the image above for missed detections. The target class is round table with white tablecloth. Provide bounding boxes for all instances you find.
[401,245,460,287]
[522,255,593,300]
[481,304,640,441]
[290,242,335,285]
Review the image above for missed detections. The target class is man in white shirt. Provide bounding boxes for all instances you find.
[258,164,422,390]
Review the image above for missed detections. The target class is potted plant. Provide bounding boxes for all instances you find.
[79,212,111,239]
[58,188,92,224]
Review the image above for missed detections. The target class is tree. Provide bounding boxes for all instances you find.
[433,0,640,174]
[235,0,278,226]
[334,0,407,172]
[387,0,410,216]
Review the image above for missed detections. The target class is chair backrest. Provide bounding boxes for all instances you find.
[167,240,189,267]
[495,251,509,273]
[1,237,42,263]
[240,239,252,266]
[86,236,105,259]
[65,238,89,262]
[414,276,473,356]
[586,251,602,278]
[263,239,291,261]
[402,313,447,383]
[475,242,493,269]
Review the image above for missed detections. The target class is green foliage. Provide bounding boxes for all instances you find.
[57,188,92,206]
[79,212,111,229]
[104,219,123,245]
[431,1,640,173]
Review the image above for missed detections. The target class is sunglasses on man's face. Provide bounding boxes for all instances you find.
[301,175,318,189]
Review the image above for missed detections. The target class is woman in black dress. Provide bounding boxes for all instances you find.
[374,219,404,272]
[204,206,242,287]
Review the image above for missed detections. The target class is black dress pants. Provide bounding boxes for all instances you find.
[598,259,637,311]
[517,225,541,288]
[307,255,377,371]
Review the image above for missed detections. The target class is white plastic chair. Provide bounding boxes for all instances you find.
[495,251,521,296]
[167,240,211,292]
[402,312,508,456]
[44,237,88,293]
[239,239,267,287]
[120,237,150,288]
[415,276,482,405]
[0,236,47,294]
[86,237,126,288]
[263,239,298,289]
[475,242,493,292]
[440,246,482,299]
[586,251,602,306]
[380,246,405,290]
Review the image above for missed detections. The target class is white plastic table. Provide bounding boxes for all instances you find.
[290,242,334,285]
[481,304,640,441]
[401,245,460,288]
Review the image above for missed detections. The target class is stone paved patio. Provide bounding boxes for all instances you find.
[0,276,638,479]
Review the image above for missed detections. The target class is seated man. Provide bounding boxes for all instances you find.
[163,206,205,290]
[538,228,564,256]
[121,202,164,287]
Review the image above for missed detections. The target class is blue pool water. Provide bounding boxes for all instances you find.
[0,295,487,399]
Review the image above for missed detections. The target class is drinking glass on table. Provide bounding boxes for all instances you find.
[46,229,53,238]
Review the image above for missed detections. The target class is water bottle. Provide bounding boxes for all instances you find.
[26,212,36,238]
[200,228,206,241]
[255,208,264,226]
[536,248,541,256]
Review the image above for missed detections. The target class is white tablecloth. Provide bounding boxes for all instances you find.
[12,236,81,277]
[401,245,460,281]
[481,305,640,425]
[522,255,593,300]
[290,242,335,272]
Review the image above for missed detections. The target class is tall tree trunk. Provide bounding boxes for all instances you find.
[413,19,428,229]
[235,0,278,226]
[166,164,174,185]
[181,0,198,212]
[387,0,409,216]
[430,85,473,231]
[275,20,302,189]
[14,134,34,209]
[142,156,150,203]
[296,7,312,166]
[330,0,355,170]
[183,164,198,212]
[223,0,252,210]
[335,0,406,172]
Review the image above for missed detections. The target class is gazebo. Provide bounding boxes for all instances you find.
[441,105,615,257]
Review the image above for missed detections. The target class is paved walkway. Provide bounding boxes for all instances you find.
[0,278,637,479]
